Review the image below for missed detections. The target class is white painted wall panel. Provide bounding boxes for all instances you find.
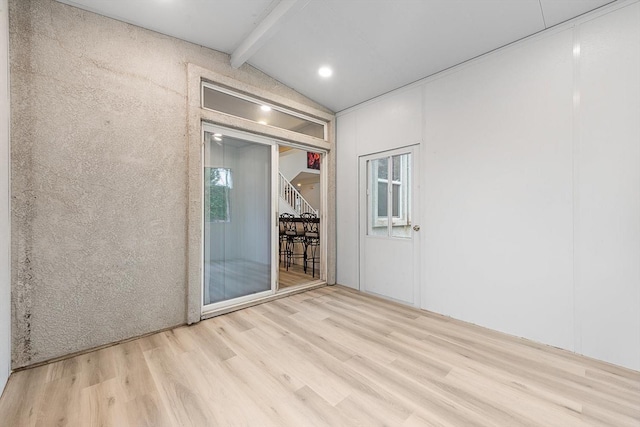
[337,86,423,289]
[0,0,10,395]
[354,88,422,156]
[422,29,575,350]
[336,113,358,288]
[540,0,613,27]
[575,3,640,370]
[336,1,640,369]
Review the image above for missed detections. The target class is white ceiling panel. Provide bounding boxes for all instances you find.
[250,0,545,111]
[540,0,614,27]
[55,0,618,112]
[55,0,274,53]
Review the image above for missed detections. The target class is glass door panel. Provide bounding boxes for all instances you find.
[203,130,272,306]
[277,146,324,288]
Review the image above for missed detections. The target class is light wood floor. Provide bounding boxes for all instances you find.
[1,286,639,426]
[279,262,319,289]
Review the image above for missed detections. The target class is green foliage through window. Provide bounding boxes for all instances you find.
[205,167,232,222]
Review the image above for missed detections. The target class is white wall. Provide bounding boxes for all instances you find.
[298,183,320,210]
[422,27,575,350]
[279,148,320,182]
[0,0,11,395]
[336,1,640,370]
[575,6,640,369]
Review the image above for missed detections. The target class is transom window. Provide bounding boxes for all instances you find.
[202,82,327,140]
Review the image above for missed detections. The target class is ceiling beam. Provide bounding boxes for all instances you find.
[231,0,309,69]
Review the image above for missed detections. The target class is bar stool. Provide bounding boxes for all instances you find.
[280,213,305,270]
[301,212,320,277]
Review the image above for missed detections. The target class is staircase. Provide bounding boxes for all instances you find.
[279,172,318,216]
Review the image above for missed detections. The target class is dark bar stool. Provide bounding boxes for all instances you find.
[301,212,320,277]
[278,215,287,265]
[280,213,305,270]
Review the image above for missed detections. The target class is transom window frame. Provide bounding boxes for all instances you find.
[201,81,329,141]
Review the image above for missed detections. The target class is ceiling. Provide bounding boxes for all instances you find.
[55,0,614,112]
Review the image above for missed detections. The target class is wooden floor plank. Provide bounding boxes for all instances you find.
[1,285,639,426]
[279,262,318,289]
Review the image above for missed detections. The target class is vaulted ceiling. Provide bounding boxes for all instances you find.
[55,0,614,112]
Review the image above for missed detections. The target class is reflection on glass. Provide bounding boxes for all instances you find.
[377,181,388,217]
[368,158,388,237]
[391,154,411,238]
[392,155,401,181]
[204,168,232,222]
[203,132,271,305]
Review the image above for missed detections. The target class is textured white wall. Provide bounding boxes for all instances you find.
[9,0,328,368]
[336,2,640,370]
[0,0,10,395]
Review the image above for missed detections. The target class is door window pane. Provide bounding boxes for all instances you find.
[392,183,400,217]
[377,181,388,217]
[391,153,411,238]
[392,155,401,181]
[368,158,388,236]
[367,153,412,238]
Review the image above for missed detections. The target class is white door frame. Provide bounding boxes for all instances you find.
[201,123,328,317]
[358,144,421,307]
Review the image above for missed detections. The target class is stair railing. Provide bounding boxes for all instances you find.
[279,172,318,216]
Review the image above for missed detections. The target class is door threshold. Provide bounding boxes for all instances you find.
[201,281,326,320]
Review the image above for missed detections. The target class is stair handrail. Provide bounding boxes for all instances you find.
[279,172,318,216]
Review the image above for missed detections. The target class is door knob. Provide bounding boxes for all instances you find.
[413,225,420,231]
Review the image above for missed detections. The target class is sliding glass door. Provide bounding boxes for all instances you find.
[202,125,276,310]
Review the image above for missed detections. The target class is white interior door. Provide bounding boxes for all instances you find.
[359,146,420,305]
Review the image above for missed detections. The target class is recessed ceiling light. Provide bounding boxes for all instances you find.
[258,120,268,125]
[297,183,302,187]
[260,105,272,112]
[318,66,333,78]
